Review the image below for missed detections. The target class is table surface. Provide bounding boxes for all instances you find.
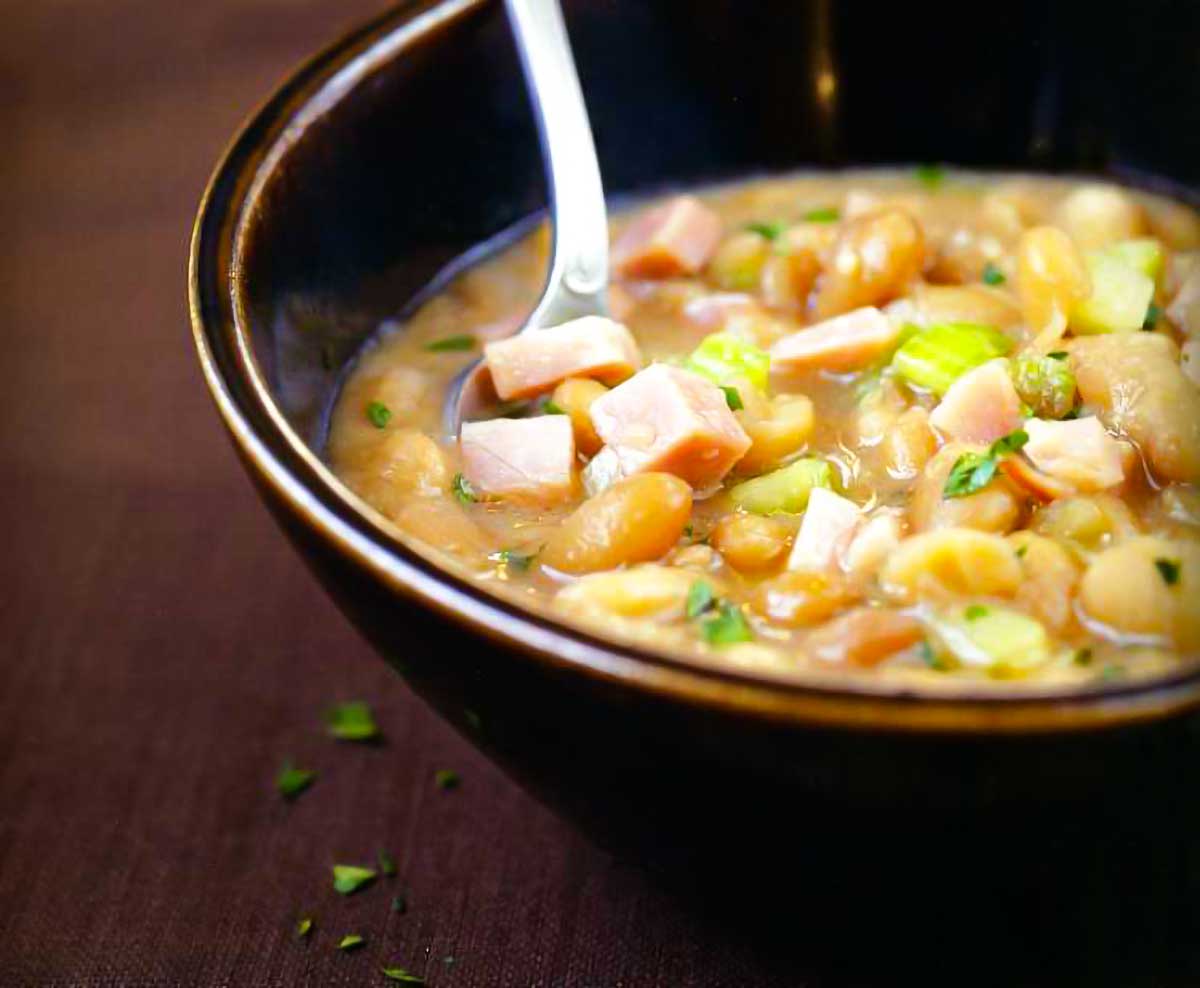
[3,3,1199,986]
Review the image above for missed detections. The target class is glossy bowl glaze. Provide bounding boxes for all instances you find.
[190,0,1200,869]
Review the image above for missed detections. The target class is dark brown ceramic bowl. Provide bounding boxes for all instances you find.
[191,0,1200,878]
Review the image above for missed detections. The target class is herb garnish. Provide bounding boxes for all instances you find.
[1155,557,1181,586]
[802,207,839,223]
[1015,545,1028,559]
[326,702,380,742]
[493,548,536,572]
[367,401,392,429]
[920,640,951,671]
[276,762,316,800]
[746,220,786,240]
[332,865,377,896]
[391,892,408,915]
[685,580,716,619]
[1143,303,1162,330]
[1074,648,1093,667]
[981,262,1006,286]
[452,473,477,505]
[296,917,314,940]
[700,601,754,646]
[338,934,366,952]
[542,399,566,415]
[434,769,460,791]
[915,163,945,188]
[381,968,425,984]
[943,429,1029,499]
[964,604,989,621]
[378,850,398,877]
[1047,351,1068,360]
[426,334,476,352]
[720,385,744,411]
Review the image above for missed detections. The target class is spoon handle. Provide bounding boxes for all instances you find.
[505,0,609,326]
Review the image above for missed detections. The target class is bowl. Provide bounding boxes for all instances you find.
[190,0,1200,869]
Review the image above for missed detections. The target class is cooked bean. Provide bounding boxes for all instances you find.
[389,498,494,562]
[541,473,692,574]
[736,395,816,475]
[550,377,608,456]
[348,428,449,518]
[1030,494,1139,552]
[1079,537,1198,647]
[1008,531,1081,633]
[883,407,937,480]
[812,209,926,319]
[711,514,792,573]
[880,528,1023,602]
[1016,226,1090,338]
[806,607,923,668]
[708,231,771,291]
[910,284,1024,330]
[909,444,1022,534]
[750,570,856,627]
[760,249,820,311]
[1054,185,1147,250]
[555,565,699,620]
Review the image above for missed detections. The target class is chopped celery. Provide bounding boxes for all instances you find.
[685,332,771,392]
[928,607,1051,677]
[1010,352,1076,419]
[1069,251,1155,334]
[1104,238,1164,282]
[889,322,1013,395]
[728,457,832,515]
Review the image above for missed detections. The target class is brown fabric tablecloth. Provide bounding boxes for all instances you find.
[3,3,1200,986]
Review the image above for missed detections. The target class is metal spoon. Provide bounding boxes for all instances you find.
[443,0,610,432]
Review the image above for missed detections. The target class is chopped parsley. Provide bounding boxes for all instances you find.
[378,850,398,877]
[1015,545,1028,559]
[366,401,392,429]
[746,220,786,240]
[1074,648,1094,667]
[685,580,716,620]
[802,206,840,223]
[981,262,1006,286]
[1155,557,1181,586]
[542,399,566,415]
[915,163,945,189]
[325,701,380,742]
[1101,663,1125,681]
[332,865,377,895]
[943,429,1029,499]
[920,640,951,671]
[381,968,425,984]
[1046,351,1069,360]
[720,385,744,411]
[964,604,989,621]
[338,934,366,952]
[276,762,316,800]
[452,473,477,505]
[700,601,754,646]
[492,548,537,572]
[296,917,314,940]
[1143,303,1163,330]
[426,334,476,352]
[434,769,460,790]
[391,892,408,915]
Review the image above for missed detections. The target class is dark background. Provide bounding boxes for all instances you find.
[4,1,1200,986]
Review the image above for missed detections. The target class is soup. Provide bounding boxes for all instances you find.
[328,170,1200,689]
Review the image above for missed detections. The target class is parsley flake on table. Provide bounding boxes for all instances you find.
[381,967,425,984]
[943,430,1028,499]
[276,762,316,800]
[426,334,476,352]
[391,892,408,914]
[366,401,392,429]
[332,864,377,895]
[377,850,398,877]
[434,769,460,790]
[452,472,477,505]
[1155,557,1181,586]
[296,917,314,940]
[802,206,839,223]
[981,262,1006,286]
[338,934,366,952]
[325,701,380,742]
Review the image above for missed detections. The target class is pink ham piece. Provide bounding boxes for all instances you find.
[611,195,723,279]
[1021,416,1124,492]
[589,364,751,489]
[788,488,863,573]
[929,358,1023,444]
[769,307,899,373]
[459,415,576,501]
[483,316,641,401]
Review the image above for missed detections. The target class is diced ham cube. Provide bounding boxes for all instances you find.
[1022,416,1124,492]
[929,358,1023,444]
[483,316,641,401]
[788,488,862,573]
[459,415,576,501]
[769,307,900,373]
[581,445,622,496]
[612,195,723,279]
[589,364,751,489]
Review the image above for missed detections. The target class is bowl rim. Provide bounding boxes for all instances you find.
[188,0,1200,735]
